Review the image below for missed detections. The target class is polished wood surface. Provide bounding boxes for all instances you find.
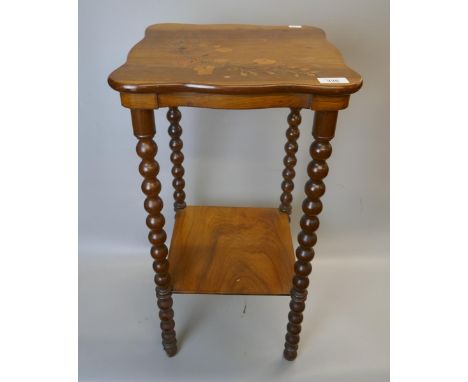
[168,206,295,295]
[109,24,362,96]
[131,109,178,357]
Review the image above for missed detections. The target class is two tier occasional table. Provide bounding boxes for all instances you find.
[108,23,362,360]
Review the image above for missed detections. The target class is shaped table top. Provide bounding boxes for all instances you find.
[108,24,362,95]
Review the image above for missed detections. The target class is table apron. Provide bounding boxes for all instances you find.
[120,92,350,111]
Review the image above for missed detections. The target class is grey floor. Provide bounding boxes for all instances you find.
[79,252,388,382]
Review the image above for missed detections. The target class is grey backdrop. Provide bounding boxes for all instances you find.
[79,0,389,381]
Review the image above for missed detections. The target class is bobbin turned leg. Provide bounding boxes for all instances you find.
[167,107,186,211]
[279,108,301,216]
[131,109,178,357]
[283,110,338,361]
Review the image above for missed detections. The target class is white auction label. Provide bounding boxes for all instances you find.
[317,77,349,84]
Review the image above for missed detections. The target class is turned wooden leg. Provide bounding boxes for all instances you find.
[279,108,301,215]
[131,109,178,357]
[283,110,338,361]
[167,107,186,211]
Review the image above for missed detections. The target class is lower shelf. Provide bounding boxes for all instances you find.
[168,205,295,295]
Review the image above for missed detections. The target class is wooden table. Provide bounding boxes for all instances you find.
[108,23,362,361]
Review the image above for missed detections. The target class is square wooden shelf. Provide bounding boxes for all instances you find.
[168,206,295,295]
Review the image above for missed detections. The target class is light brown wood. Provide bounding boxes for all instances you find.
[310,94,349,111]
[121,92,349,111]
[121,92,350,111]
[121,93,158,109]
[157,92,312,109]
[168,206,295,295]
[108,24,362,96]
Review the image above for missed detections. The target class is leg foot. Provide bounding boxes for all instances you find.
[283,348,297,361]
[157,288,178,356]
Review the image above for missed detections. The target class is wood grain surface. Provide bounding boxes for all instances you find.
[168,206,295,295]
[108,24,362,95]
